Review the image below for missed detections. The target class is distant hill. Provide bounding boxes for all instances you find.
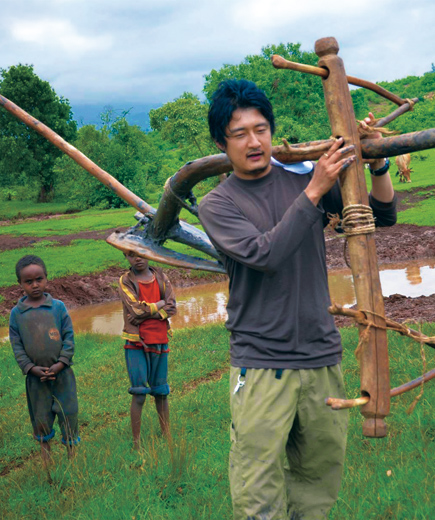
[71,103,160,132]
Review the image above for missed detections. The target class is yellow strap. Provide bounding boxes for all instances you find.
[122,332,141,341]
[119,275,138,303]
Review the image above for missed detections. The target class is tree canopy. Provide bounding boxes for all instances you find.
[55,116,166,210]
[1,46,434,209]
[0,64,77,201]
[149,92,214,159]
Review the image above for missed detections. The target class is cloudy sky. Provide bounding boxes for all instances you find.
[1,0,434,108]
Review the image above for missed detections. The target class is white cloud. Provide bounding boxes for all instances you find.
[10,18,112,56]
[231,0,384,30]
[0,0,433,105]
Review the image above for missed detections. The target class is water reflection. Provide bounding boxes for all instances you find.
[68,281,229,337]
[406,265,422,285]
[171,282,228,328]
[1,260,434,341]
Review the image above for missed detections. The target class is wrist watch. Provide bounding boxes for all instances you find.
[369,158,390,177]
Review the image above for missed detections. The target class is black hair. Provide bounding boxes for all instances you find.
[15,255,47,282]
[208,79,275,147]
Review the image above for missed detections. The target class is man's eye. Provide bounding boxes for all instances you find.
[234,134,245,139]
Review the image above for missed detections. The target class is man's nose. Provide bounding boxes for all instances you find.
[247,132,261,148]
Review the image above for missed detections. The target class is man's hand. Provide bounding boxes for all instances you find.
[359,112,394,203]
[359,112,385,170]
[44,362,66,381]
[30,366,50,381]
[305,137,356,206]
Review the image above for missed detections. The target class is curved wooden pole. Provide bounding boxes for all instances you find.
[376,99,419,128]
[315,36,390,438]
[1,88,435,275]
[326,396,370,410]
[272,54,409,106]
[326,369,435,409]
[329,303,435,349]
[0,94,155,217]
[327,303,435,409]
[390,369,435,397]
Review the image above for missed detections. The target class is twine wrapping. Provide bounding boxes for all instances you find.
[341,204,376,236]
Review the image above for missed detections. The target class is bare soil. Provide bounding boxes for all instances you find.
[325,223,435,270]
[1,192,434,327]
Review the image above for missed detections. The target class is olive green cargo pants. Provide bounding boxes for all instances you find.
[229,365,348,520]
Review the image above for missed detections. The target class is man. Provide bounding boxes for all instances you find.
[198,79,396,520]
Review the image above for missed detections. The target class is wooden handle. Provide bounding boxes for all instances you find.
[0,94,155,217]
[272,54,407,106]
[315,36,390,438]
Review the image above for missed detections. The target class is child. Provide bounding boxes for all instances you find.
[9,255,80,463]
[118,250,176,449]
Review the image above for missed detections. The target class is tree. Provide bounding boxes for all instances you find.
[55,118,165,210]
[0,64,77,201]
[149,93,215,159]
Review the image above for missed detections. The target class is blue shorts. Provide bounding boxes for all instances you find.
[124,346,170,397]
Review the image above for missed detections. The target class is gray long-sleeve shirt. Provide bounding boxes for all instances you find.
[199,164,397,369]
[9,293,75,375]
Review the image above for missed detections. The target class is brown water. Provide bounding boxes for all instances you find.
[1,260,435,341]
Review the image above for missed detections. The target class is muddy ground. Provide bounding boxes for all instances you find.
[1,190,435,327]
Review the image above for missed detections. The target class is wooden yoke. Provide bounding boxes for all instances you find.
[315,37,390,437]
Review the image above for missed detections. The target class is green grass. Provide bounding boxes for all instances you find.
[0,325,231,519]
[0,240,125,287]
[1,324,435,518]
[363,147,435,194]
[398,197,435,225]
[388,148,435,193]
[0,207,138,237]
[0,198,201,237]
[0,201,71,221]
[0,236,217,289]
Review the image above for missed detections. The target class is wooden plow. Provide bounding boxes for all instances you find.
[1,36,435,437]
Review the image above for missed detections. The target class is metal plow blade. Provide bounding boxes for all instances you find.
[106,230,225,273]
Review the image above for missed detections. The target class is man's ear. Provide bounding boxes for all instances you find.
[215,141,226,152]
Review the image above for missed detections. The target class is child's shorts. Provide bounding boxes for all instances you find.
[26,367,80,445]
[124,346,170,397]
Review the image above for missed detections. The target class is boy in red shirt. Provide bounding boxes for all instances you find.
[118,251,176,448]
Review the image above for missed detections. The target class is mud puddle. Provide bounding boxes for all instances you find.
[2,260,434,342]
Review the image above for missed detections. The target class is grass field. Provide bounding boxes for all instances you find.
[0,202,201,237]
[1,323,435,519]
[0,240,124,287]
[0,201,71,221]
[389,149,435,192]
[0,152,434,518]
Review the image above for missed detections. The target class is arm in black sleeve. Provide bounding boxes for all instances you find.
[321,181,397,229]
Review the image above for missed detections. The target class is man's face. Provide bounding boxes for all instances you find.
[219,107,272,180]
